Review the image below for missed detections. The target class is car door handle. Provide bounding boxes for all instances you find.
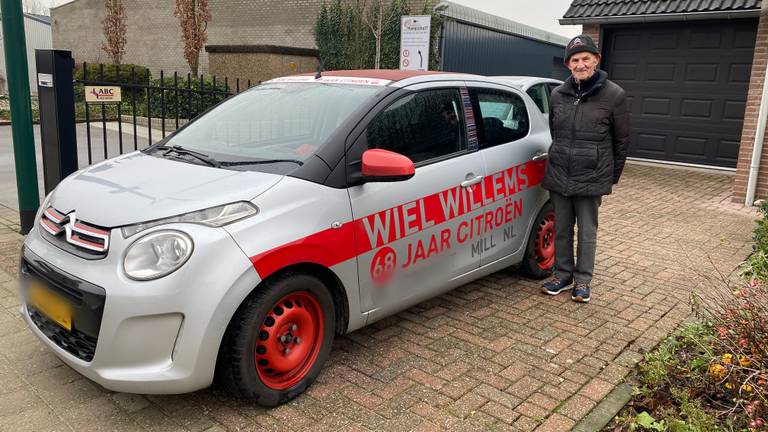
[461,175,483,188]
[531,152,549,162]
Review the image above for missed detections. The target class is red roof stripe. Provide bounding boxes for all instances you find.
[295,69,457,82]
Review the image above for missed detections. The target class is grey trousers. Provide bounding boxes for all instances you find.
[551,192,602,285]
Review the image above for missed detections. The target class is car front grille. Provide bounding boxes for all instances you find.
[39,207,110,259]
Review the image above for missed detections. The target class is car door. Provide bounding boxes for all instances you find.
[467,82,550,267]
[346,85,487,319]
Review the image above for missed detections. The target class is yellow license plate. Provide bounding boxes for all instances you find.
[28,281,72,331]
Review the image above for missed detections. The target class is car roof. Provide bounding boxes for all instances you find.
[492,76,563,90]
[298,69,454,81]
[268,70,563,95]
[269,69,490,88]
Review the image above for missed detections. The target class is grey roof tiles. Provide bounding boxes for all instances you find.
[563,0,761,19]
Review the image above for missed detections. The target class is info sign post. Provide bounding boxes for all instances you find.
[399,15,431,71]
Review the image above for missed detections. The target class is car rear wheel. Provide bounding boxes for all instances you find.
[521,202,555,279]
[219,272,334,406]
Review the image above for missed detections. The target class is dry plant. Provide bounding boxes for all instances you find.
[101,0,127,65]
[174,0,211,76]
[690,259,768,429]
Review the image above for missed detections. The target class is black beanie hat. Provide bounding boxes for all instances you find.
[564,35,600,63]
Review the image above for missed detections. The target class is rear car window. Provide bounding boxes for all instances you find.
[526,84,549,114]
[474,90,530,149]
[366,89,466,164]
[547,83,559,99]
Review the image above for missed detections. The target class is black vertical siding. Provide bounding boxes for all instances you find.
[441,21,569,79]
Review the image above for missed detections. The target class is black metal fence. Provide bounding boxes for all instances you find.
[74,62,254,166]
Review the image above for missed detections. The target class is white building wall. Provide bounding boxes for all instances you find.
[0,15,53,94]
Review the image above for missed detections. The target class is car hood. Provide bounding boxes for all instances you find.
[49,152,284,227]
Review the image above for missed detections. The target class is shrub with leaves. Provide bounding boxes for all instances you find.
[693,280,768,431]
[75,63,150,84]
[144,75,230,119]
[694,203,768,430]
[741,200,768,281]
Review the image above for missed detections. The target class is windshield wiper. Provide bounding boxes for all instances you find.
[219,159,304,167]
[150,145,221,168]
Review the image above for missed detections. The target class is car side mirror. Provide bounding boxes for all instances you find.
[361,149,415,182]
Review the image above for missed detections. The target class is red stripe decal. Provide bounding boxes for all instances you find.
[71,234,105,249]
[250,224,357,278]
[250,159,545,278]
[40,218,63,235]
[45,208,65,223]
[73,222,109,236]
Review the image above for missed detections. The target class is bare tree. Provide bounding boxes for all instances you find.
[361,0,399,69]
[174,0,211,76]
[100,0,127,64]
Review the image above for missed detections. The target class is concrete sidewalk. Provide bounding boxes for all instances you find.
[0,163,757,432]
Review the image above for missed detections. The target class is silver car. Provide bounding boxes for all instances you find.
[20,70,555,406]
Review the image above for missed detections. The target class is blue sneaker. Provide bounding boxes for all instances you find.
[541,276,573,295]
[571,283,591,303]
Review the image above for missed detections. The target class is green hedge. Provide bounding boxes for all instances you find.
[74,63,150,84]
[145,76,230,119]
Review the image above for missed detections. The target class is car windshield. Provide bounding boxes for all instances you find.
[158,82,381,173]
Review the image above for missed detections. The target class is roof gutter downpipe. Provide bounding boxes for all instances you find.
[745,1,768,207]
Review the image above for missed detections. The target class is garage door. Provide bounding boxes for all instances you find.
[603,20,758,168]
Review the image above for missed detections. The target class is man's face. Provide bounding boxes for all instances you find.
[568,52,600,82]
[441,106,458,125]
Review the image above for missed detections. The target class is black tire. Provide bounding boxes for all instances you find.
[218,272,335,406]
[521,202,555,279]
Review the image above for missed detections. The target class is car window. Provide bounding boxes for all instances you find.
[526,84,549,114]
[366,89,466,164]
[163,83,380,172]
[474,89,530,149]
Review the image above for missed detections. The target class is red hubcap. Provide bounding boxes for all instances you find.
[254,292,324,390]
[535,211,555,270]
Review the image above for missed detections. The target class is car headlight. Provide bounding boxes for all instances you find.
[123,230,194,281]
[121,202,258,238]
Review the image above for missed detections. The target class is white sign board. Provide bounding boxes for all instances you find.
[400,15,431,71]
[37,73,53,88]
[85,86,122,104]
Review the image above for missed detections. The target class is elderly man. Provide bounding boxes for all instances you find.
[540,35,630,303]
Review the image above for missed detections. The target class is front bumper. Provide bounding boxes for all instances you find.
[22,253,105,362]
[20,223,261,394]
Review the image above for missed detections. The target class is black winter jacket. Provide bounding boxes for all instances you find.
[542,70,630,197]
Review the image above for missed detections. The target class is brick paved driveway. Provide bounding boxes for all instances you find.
[0,164,757,432]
